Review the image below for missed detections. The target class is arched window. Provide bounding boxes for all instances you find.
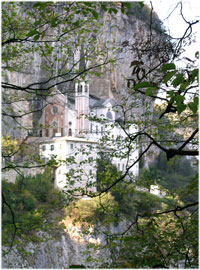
[52,122,58,128]
[52,106,58,115]
[68,128,72,136]
[45,129,49,137]
[52,122,58,137]
[78,85,81,93]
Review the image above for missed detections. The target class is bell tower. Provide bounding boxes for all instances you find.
[75,82,89,137]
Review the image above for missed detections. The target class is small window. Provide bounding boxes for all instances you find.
[50,145,54,151]
[42,145,46,151]
[68,128,72,136]
[96,125,98,134]
[118,164,120,171]
[90,123,93,133]
[70,143,74,150]
[101,126,103,135]
[89,170,92,175]
[78,85,81,93]
[39,130,42,137]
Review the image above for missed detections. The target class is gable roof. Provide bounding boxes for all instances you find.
[91,98,116,108]
[46,87,67,106]
[91,99,105,108]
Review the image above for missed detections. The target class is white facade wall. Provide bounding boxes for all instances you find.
[40,137,97,192]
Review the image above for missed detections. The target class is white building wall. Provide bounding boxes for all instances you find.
[40,137,97,194]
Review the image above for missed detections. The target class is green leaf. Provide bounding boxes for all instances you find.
[111,8,118,14]
[83,3,92,7]
[145,87,157,96]
[101,4,107,11]
[164,70,177,84]
[174,95,184,104]
[194,97,198,105]
[139,2,145,9]
[172,74,184,87]
[177,104,186,114]
[161,63,176,72]
[179,80,189,91]
[167,90,175,98]
[123,3,131,9]
[189,68,199,83]
[50,18,57,27]
[33,2,42,8]
[33,34,40,41]
[188,102,198,114]
[92,10,98,19]
[74,21,80,27]
[34,19,41,26]
[134,81,152,89]
[26,29,39,37]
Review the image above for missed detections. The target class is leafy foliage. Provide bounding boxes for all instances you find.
[65,193,118,225]
[2,169,64,249]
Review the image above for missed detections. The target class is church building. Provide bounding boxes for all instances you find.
[39,82,139,192]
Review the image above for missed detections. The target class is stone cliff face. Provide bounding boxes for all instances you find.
[88,6,169,100]
[2,231,101,268]
[2,219,128,268]
[2,4,168,138]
